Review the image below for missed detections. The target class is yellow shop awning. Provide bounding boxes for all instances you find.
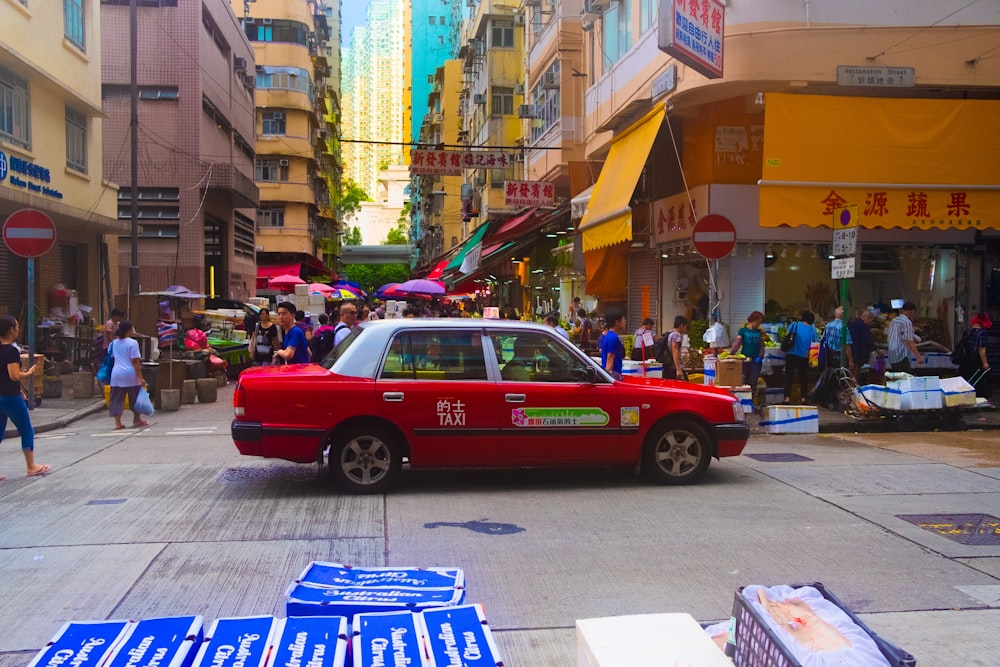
[759,94,1000,230]
[581,105,665,251]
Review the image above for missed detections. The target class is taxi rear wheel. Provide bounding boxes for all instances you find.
[642,419,712,485]
[328,426,402,494]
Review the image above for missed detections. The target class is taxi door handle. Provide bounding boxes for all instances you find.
[382,392,404,402]
[505,393,526,403]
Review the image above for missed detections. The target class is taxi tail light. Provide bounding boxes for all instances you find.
[234,383,245,417]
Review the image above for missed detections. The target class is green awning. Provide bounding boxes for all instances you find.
[444,222,490,273]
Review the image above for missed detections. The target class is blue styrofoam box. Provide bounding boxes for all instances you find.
[351,611,429,667]
[28,620,135,667]
[421,605,502,667]
[270,616,347,667]
[105,616,203,667]
[192,616,278,667]
[296,562,464,592]
[285,582,466,620]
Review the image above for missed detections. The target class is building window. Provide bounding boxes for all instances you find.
[492,87,514,116]
[234,210,255,258]
[0,67,30,149]
[65,106,87,173]
[64,0,86,51]
[255,159,289,182]
[640,0,656,33]
[257,205,285,228]
[244,19,309,47]
[255,68,311,95]
[603,0,633,67]
[136,224,179,238]
[101,0,178,6]
[491,23,514,48]
[261,110,286,135]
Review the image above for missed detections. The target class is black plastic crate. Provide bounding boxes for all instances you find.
[728,582,916,667]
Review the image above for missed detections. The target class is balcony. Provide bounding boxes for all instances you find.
[203,163,259,209]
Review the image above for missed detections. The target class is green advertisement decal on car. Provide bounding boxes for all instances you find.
[511,407,610,427]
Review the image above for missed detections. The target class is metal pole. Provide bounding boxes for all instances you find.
[129,0,140,298]
[26,257,35,410]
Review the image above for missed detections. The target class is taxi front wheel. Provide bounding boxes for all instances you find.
[328,425,402,494]
[642,419,711,485]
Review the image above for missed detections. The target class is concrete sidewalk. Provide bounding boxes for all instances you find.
[7,386,999,440]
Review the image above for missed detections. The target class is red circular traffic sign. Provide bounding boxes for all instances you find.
[692,214,737,260]
[3,208,57,258]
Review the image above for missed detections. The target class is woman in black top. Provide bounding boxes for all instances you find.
[252,308,281,365]
[0,314,51,478]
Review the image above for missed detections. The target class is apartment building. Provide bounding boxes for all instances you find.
[1,0,122,324]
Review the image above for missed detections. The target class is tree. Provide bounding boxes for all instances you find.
[344,226,363,246]
[338,179,370,224]
[384,221,409,246]
[340,263,410,294]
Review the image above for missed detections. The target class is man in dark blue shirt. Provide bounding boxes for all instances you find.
[600,308,626,380]
[273,301,310,364]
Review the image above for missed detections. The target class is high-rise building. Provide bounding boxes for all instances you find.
[342,0,408,200]
[102,0,259,301]
[236,0,341,286]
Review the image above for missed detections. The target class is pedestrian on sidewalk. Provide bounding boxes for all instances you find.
[109,320,148,430]
[782,311,818,404]
[0,314,51,478]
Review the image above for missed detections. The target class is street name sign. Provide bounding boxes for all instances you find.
[832,256,856,279]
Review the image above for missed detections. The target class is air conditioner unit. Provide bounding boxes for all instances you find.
[473,93,486,105]
[255,64,264,73]
[233,57,247,70]
[541,72,559,89]
[517,104,539,119]
[273,112,284,119]
[244,17,255,24]
[514,83,524,95]
[261,18,272,24]
[466,0,475,7]
[514,15,525,26]
[279,159,289,166]
[525,0,541,6]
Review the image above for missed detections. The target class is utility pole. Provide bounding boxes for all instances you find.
[129,0,140,297]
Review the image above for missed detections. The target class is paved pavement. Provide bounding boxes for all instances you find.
[9,385,1000,440]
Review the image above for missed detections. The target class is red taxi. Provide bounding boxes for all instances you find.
[232,319,749,493]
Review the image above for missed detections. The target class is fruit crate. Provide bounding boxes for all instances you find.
[728,582,916,666]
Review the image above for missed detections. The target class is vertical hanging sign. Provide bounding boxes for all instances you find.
[658,0,726,80]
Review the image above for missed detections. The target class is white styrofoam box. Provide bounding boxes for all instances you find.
[702,354,717,386]
[764,387,784,404]
[621,360,663,376]
[763,348,785,363]
[860,385,899,411]
[760,405,819,434]
[270,616,347,667]
[105,616,204,667]
[940,376,976,407]
[352,611,429,667]
[889,375,942,410]
[422,605,503,667]
[308,294,326,305]
[294,284,309,296]
[729,385,753,413]
[192,617,278,667]
[925,352,957,369]
[576,613,731,667]
[296,562,465,592]
[28,620,136,667]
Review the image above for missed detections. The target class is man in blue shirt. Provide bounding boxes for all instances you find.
[600,308,626,380]
[273,301,310,364]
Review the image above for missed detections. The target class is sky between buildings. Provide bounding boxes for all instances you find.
[341,0,368,47]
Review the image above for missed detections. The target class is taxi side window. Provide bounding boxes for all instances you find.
[380,331,487,381]
[491,332,581,383]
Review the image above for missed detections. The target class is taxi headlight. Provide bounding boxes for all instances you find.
[733,400,746,423]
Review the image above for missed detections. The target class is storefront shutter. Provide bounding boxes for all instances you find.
[721,253,765,328]
[0,246,27,321]
[627,252,660,329]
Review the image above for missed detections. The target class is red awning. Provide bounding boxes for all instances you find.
[486,207,540,245]
[256,263,303,280]
[426,258,450,280]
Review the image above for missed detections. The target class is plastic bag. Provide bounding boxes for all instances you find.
[703,322,729,348]
[134,387,154,416]
[97,341,114,385]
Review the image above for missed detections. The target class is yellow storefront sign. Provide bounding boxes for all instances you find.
[759,94,1000,229]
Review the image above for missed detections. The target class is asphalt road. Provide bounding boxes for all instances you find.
[1,384,998,666]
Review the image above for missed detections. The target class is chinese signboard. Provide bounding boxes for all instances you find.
[761,185,1000,231]
[0,150,65,200]
[411,150,514,176]
[658,0,725,80]
[831,257,855,279]
[504,180,554,208]
[651,185,707,246]
[837,66,915,88]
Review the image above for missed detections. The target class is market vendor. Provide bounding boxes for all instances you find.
[887,301,923,372]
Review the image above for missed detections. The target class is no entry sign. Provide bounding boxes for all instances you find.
[692,214,736,260]
[3,208,57,258]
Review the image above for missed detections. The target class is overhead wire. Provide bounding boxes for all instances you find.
[867,0,982,59]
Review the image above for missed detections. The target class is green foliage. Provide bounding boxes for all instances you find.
[340,263,410,294]
[689,320,709,349]
[384,220,409,245]
[338,179,370,223]
[343,226,363,246]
